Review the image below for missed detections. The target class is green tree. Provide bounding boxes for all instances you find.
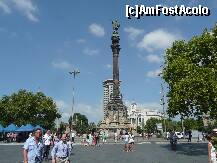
[59,122,66,134]
[163,118,181,132]
[196,117,205,132]
[163,24,217,119]
[137,126,143,134]
[73,113,88,134]
[97,121,101,127]
[88,122,96,131]
[183,118,197,131]
[0,89,61,129]
[145,118,160,134]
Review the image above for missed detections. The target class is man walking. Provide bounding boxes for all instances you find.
[71,131,75,143]
[23,128,44,163]
[43,130,53,160]
[188,130,192,142]
[51,134,70,163]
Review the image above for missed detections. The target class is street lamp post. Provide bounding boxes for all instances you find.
[69,69,80,132]
[160,83,167,135]
[158,69,167,137]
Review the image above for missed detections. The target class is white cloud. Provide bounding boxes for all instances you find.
[76,103,103,123]
[137,54,146,61]
[124,27,144,40]
[137,29,182,52]
[138,54,163,64]
[55,100,71,120]
[0,0,38,22]
[106,64,112,69]
[0,1,11,14]
[12,0,38,22]
[83,48,99,56]
[89,23,105,37]
[61,112,71,120]
[52,61,73,70]
[146,54,163,63]
[77,39,86,44]
[55,100,103,123]
[125,100,161,111]
[146,69,162,78]
[55,100,69,109]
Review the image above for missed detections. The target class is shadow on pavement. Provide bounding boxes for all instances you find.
[160,143,208,156]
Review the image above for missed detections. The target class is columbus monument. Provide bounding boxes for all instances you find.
[99,20,131,130]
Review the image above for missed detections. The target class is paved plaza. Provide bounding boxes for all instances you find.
[0,142,207,163]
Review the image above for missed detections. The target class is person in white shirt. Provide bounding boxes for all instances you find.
[53,133,60,146]
[43,130,53,160]
[123,132,129,152]
[128,133,135,152]
[71,132,75,143]
[67,134,73,155]
[207,134,217,163]
[114,132,118,143]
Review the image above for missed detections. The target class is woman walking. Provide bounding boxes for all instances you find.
[123,132,129,152]
[129,133,135,152]
[207,134,217,163]
[88,132,93,146]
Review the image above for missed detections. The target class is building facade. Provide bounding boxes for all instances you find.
[127,102,163,129]
[103,79,114,117]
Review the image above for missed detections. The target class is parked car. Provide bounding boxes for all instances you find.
[175,132,183,139]
[166,132,170,140]
[166,131,184,139]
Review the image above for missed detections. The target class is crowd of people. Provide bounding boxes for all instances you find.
[23,128,73,163]
[22,128,137,162]
[81,130,115,146]
[122,132,135,152]
[80,130,135,152]
[81,131,101,146]
[21,127,217,163]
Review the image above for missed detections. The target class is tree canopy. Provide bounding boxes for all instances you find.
[145,117,161,134]
[163,24,217,119]
[0,89,61,129]
[73,113,89,134]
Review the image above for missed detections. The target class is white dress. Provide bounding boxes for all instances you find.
[209,142,217,163]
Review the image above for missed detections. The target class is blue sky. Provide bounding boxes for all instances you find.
[0,0,217,123]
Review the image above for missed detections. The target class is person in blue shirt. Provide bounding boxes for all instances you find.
[51,133,70,163]
[23,128,44,163]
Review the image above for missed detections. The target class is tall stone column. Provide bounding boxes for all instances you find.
[111,20,121,101]
[99,20,131,130]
